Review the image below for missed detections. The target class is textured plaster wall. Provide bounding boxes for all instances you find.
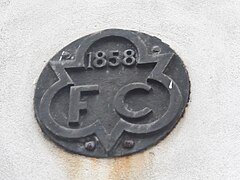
[1,0,240,179]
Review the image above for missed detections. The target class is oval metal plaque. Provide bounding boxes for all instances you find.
[34,29,190,158]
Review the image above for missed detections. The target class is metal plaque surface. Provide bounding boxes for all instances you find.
[34,29,190,158]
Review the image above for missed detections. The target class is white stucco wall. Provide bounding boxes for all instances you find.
[1,0,240,179]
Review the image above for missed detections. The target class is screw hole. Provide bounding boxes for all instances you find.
[123,140,135,149]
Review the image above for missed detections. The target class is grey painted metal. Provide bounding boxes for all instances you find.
[34,29,190,158]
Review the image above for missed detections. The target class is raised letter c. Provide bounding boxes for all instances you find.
[113,83,152,119]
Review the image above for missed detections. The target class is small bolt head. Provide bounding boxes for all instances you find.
[85,141,96,151]
[151,46,161,53]
[123,140,135,149]
[61,51,71,60]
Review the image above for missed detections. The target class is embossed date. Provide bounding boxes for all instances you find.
[86,49,136,68]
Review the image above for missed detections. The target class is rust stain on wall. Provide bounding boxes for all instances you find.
[91,157,100,171]
[53,145,154,180]
[108,152,150,180]
[55,149,82,180]
[64,155,81,180]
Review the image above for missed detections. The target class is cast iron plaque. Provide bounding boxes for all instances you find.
[34,29,190,158]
